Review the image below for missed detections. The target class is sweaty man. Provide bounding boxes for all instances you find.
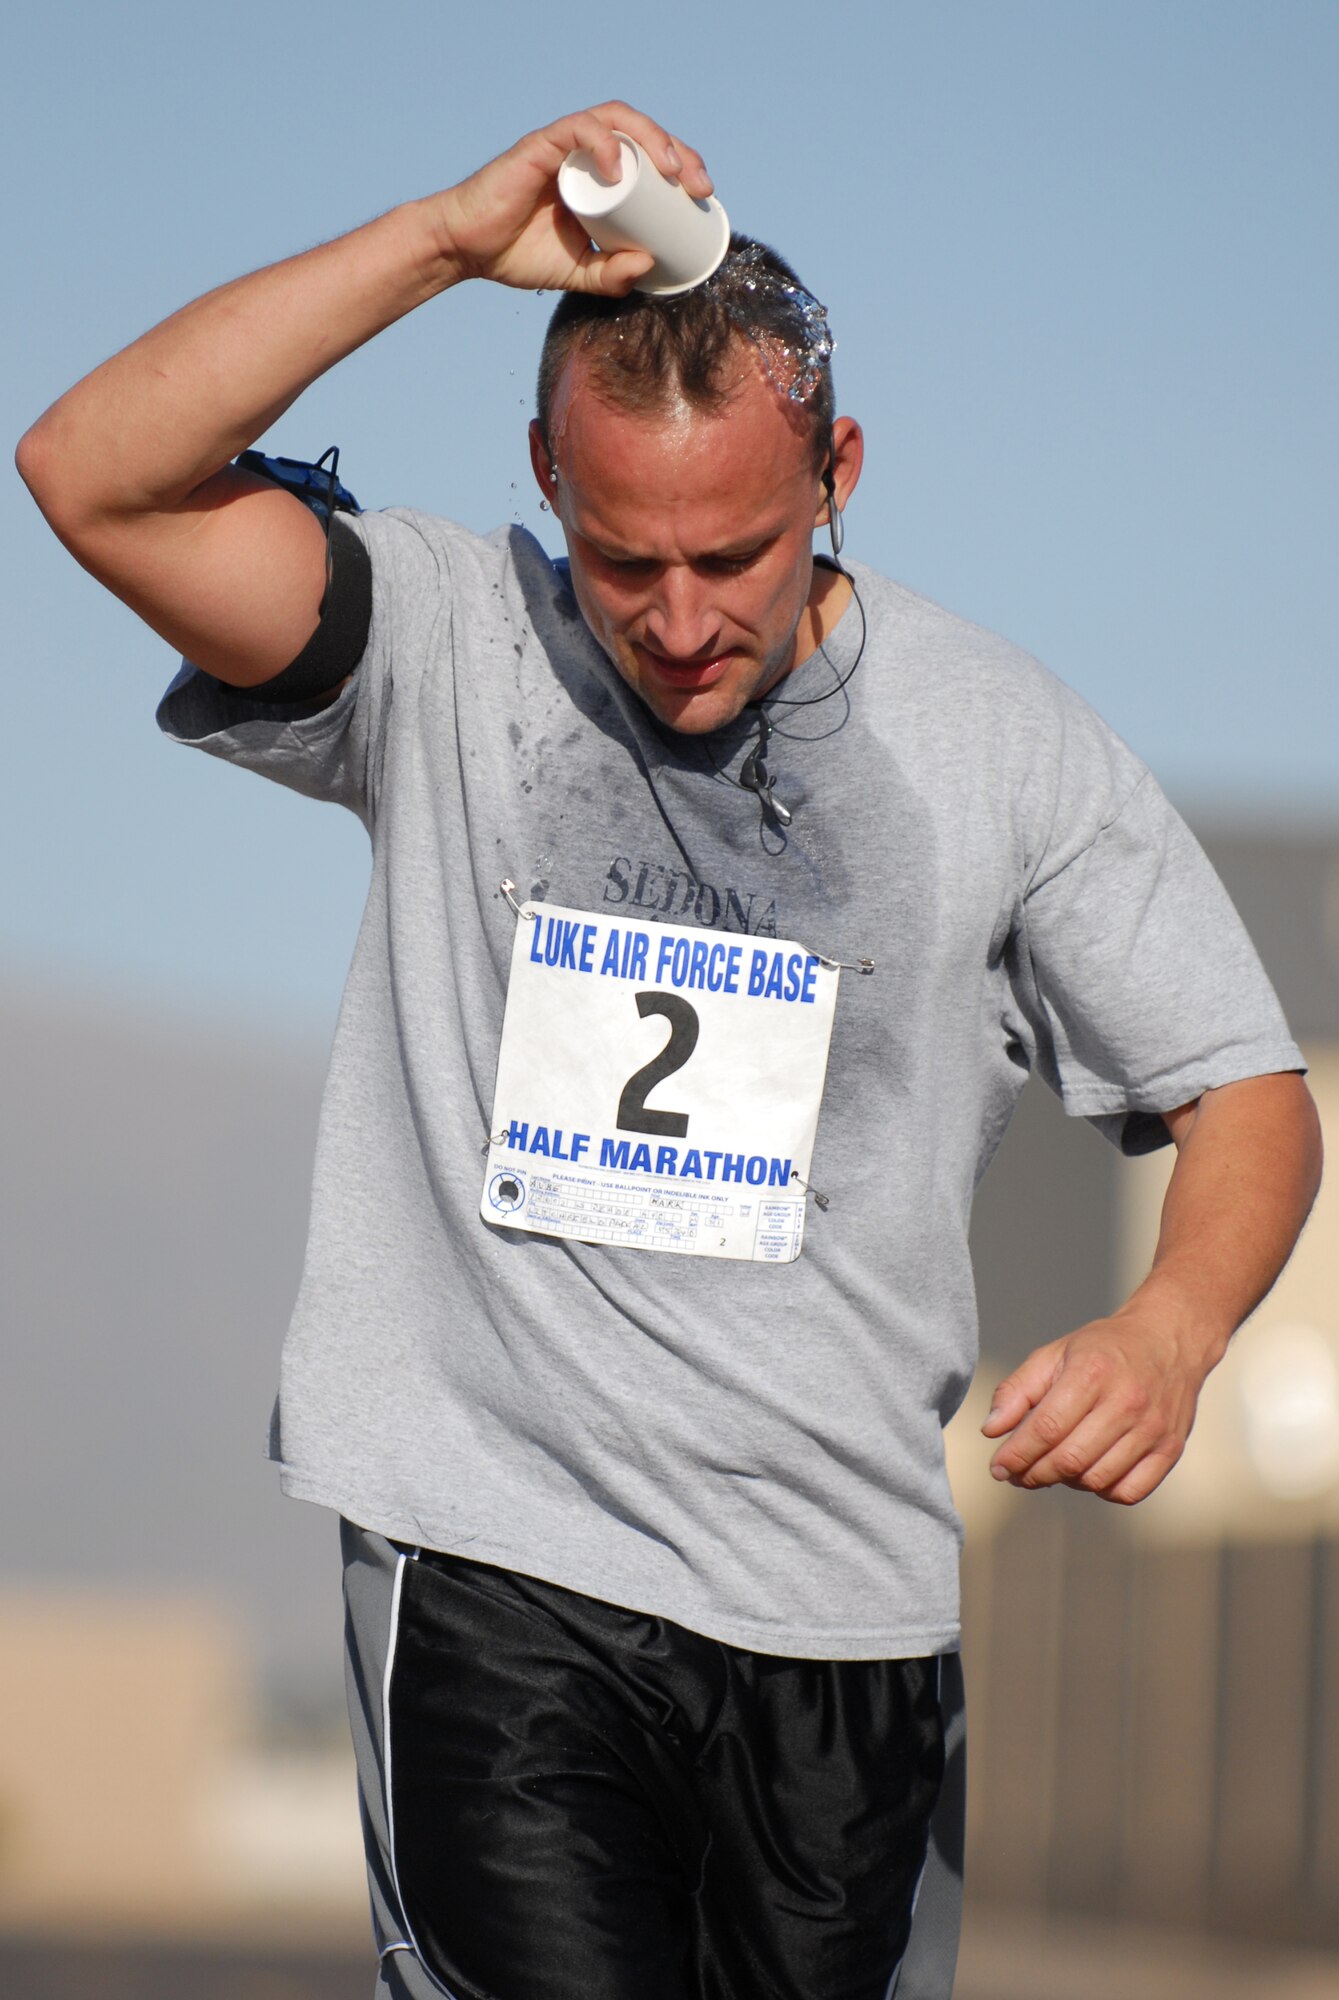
[18,103,1322,2000]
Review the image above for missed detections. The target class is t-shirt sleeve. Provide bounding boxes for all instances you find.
[1015,750,1305,1158]
[155,509,442,829]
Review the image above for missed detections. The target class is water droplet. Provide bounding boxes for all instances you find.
[539,498,550,512]
[701,247,836,407]
[535,289,546,297]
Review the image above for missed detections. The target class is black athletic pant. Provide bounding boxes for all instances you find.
[341,1521,965,2000]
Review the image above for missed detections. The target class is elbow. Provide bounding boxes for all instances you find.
[16,407,118,554]
[1277,1072,1325,1225]
[15,417,54,511]
[16,412,85,543]
[1302,1080,1324,1207]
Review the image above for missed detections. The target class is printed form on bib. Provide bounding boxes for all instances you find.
[482,900,843,1263]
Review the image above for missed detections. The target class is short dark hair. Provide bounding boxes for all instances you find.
[536,235,836,469]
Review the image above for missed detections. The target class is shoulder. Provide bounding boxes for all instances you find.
[850,559,1151,874]
[349,507,561,589]
[851,560,1089,721]
[347,508,579,639]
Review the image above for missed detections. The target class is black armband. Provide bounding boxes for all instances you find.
[238,516,372,704]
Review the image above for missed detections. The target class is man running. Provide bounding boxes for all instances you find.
[18,101,1320,2000]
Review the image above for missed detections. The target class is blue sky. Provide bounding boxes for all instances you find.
[7,0,1336,1039]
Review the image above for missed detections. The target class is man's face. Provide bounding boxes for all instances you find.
[530,352,861,735]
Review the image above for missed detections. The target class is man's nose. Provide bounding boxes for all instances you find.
[642,570,723,660]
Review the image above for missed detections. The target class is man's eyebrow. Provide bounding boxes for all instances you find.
[586,531,779,564]
[584,534,654,562]
[702,534,778,561]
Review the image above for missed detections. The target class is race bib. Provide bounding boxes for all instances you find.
[481,900,841,1262]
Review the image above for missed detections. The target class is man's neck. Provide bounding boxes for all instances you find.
[793,560,852,674]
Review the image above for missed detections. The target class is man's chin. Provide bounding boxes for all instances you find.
[625,654,763,735]
[640,682,752,736]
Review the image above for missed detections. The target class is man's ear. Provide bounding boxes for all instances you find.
[528,420,560,513]
[815,415,865,527]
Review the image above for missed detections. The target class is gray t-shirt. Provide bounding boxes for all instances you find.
[158,510,1303,1659]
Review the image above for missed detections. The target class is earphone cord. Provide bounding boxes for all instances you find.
[752,560,867,714]
[718,562,867,830]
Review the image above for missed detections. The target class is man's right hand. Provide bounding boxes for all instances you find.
[432,103,713,296]
[15,104,709,691]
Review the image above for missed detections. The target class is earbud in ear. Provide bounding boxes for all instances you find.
[823,464,844,559]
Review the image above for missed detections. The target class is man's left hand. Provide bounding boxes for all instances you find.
[981,1311,1207,1505]
[981,1072,1323,1507]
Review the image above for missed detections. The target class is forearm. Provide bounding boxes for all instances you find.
[1124,1072,1323,1364]
[14,105,704,683]
[984,1071,1322,1503]
[18,195,459,536]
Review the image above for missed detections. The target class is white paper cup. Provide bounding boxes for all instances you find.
[557,132,730,296]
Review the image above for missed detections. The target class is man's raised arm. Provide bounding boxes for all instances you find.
[15,105,709,689]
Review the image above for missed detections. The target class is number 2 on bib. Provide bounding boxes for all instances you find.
[616,991,699,1138]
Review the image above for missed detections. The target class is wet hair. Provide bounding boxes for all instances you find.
[535,235,836,470]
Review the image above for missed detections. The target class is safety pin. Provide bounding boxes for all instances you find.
[790,1170,831,1212]
[803,942,875,974]
[500,878,537,921]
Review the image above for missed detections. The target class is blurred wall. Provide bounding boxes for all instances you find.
[0,979,345,1719]
[954,826,1339,1950]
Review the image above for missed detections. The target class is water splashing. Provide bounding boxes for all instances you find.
[710,242,835,405]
